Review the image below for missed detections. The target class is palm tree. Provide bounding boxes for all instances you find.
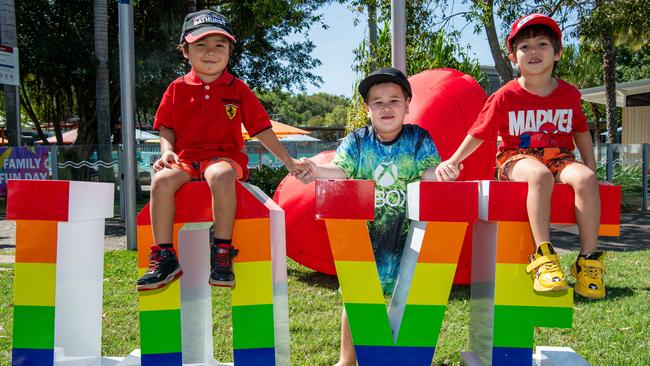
[94,0,113,181]
[94,0,110,146]
[556,45,605,156]
[477,0,514,85]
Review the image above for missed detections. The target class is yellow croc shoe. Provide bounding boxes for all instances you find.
[571,251,606,299]
[526,242,568,292]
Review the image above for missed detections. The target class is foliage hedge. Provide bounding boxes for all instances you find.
[247,165,290,198]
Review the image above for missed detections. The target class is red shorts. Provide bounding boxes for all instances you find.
[170,158,243,181]
[496,147,577,181]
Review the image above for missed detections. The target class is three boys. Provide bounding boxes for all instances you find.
[139,9,606,365]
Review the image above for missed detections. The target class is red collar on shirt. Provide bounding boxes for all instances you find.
[182,69,235,86]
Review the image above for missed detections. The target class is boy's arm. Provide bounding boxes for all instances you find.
[311,162,347,179]
[574,131,597,172]
[421,166,438,181]
[435,134,484,181]
[295,159,347,184]
[159,126,175,154]
[255,128,302,174]
[153,126,180,172]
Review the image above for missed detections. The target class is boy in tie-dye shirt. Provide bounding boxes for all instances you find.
[296,67,439,366]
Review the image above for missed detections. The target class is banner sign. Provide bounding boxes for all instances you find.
[0,45,19,86]
[0,146,49,196]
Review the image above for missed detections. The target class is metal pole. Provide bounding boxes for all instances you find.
[390,0,406,73]
[606,143,613,182]
[643,143,648,212]
[118,145,125,218]
[49,144,58,180]
[118,0,138,250]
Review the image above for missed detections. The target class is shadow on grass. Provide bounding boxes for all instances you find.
[288,267,339,291]
[448,284,637,303]
[449,285,471,301]
[288,272,475,295]
[573,285,636,303]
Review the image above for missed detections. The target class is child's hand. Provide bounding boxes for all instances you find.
[153,151,180,173]
[435,159,463,182]
[287,157,307,176]
[295,158,318,184]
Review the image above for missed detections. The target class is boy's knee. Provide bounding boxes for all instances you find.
[206,165,237,185]
[151,173,178,194]
[574,169,598,189]
[529,168,554,186]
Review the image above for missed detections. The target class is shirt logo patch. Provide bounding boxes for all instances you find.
[225,104,238,120]
[374,161,398,187]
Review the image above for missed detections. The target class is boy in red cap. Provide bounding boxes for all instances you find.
[137,9,303,291]
[435,13,606,299]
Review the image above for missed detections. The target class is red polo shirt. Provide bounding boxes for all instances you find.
[153,69,272,179]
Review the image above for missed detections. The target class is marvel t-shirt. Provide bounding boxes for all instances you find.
[468,79,588,151]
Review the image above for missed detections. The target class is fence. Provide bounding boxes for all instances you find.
[1,142,648,212]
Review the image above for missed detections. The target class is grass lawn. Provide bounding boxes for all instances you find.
[1,250,649,366]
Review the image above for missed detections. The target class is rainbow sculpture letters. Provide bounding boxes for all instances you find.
[465,181,621,365]
[315,179,478,365]
[6,177,622,366]
[8,180,114,366]
[136,181,289,366]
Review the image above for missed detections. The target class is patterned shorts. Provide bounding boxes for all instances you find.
[496,147,577,181]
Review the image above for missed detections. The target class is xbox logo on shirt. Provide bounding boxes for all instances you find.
[374,161,399,187]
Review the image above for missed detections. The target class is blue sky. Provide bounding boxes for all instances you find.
[296,2,497,97]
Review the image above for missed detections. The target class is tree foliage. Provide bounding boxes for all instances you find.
[576,0,650,143]
[462,0,582,85]
[346,0,484,131]
[453,0,650,143]
[351,1,483,80]
[616,45,650,81]
[257,91,350,127]
[15,0,334,145]
[17,0,98,144]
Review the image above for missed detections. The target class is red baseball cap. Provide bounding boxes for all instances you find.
[507,13,561,53]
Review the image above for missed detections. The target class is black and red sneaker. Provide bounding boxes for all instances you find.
[136,245,183,291]
[209,243,238,287]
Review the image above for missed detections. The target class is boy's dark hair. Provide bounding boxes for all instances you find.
[509,24,562,54]
[358,67,412,103]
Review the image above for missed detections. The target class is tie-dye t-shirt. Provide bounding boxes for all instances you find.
[332,124,439,293]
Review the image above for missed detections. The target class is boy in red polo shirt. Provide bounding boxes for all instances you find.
[137,9,303,291]
[435,14,606,299]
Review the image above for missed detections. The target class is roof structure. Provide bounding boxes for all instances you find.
[241,120,310,140]
[580,79,650,107]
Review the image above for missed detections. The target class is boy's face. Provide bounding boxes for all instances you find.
[365,82,410,142]
[182,34,231,83]
[509,34,562,78]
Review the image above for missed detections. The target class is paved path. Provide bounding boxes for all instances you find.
[0,212,648,264]
[551,210,650,252]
